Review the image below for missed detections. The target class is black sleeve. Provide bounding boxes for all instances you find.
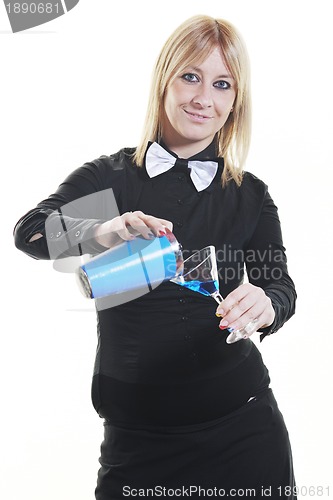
[13,156,122,261]
[245,188,297,341]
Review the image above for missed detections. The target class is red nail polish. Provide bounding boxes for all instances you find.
[159,230,166,236]
[219,325,228,330]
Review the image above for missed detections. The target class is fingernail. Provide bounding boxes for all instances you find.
[220,320,228,327]
[159,230,166,236]
[219,325,229,330]
[147,232,155,239]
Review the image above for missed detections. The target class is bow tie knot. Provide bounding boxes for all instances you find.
[145,142,220,192]
[174,158,189,169]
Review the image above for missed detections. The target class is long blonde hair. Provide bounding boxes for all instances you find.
[133,15,251,187]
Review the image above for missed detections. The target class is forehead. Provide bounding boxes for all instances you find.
[179,46,232,73]
[187,48,231,73]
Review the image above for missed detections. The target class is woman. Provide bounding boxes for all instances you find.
[14,15,297,500]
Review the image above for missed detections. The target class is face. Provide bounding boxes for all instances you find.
[162,47,236,157]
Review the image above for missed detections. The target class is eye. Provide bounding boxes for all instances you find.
[181,73,200,83]
[214,80,231,90]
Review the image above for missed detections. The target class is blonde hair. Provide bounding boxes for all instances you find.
[133,15,251,187]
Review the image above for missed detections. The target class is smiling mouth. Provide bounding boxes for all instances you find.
[184,110,213,121]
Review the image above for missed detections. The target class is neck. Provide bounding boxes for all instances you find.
[160,136,214,159]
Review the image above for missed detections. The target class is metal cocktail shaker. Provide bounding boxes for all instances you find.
[76,230,183,300]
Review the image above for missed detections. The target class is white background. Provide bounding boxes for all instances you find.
[1,0,332,499]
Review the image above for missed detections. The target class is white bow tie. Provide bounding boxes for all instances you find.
[145,142,219,192]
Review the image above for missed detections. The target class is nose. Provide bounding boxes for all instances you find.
[192,83,213,108]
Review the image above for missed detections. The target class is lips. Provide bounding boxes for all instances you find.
[183,109,213,122]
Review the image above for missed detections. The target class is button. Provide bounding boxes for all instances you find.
[190,352,198,360]
[177,199,183,205]
[56,231,62,238]
[49,233,54,239]
[175,221,183,228]
[75,230,81,237]
[177,176,184,182]
[181,316,189,322]
[179,298,186,304]
[184,334,192,341]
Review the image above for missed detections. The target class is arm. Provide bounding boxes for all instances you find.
[14,153,173,261]
[13,157,117,260]
[216,188,296,341]
[246,190,296,339]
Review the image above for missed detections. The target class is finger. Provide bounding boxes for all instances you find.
[216,286,251,317]
[225,290,271,331]
[156,218,173,233]
[219,297,264,330]
[139,216,173,236]
[125,212,172,237]
[100,214,137,241]
[126,219,155,240]
[227,304,263,331]
[217,292,256,325]
[226,317,261,344]
[95,216,135,243]
[118,212,152,240]
[117,223,138,241]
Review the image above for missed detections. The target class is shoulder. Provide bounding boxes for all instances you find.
[241,171,268,193]
[88,147,137,172]
[238,172,280,221]
[235,171,269,206]
[72,147,138,191]
[219,171,271,218]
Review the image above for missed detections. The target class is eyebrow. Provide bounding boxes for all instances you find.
[185,66,234,80]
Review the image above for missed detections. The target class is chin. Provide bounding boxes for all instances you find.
[181,132,214,144]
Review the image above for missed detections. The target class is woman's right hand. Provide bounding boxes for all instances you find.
[94,211,173,248]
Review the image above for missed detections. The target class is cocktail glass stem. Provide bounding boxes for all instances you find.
[211,291,224,304]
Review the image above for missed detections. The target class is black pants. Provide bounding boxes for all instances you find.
[95,388,296,500]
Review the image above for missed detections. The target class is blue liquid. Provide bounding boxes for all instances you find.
[176,279,235,335]
[178,279,219,297]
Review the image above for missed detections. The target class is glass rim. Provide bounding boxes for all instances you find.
[181,245,216,278]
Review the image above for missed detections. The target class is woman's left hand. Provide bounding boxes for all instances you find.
[216,283,275,336]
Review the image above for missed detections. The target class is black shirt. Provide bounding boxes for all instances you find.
[14,144,296,426]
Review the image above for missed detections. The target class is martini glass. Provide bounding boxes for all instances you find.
[170,245,259,343]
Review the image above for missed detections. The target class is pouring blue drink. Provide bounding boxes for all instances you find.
[170,246,259,343]
[179,279,219,296]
